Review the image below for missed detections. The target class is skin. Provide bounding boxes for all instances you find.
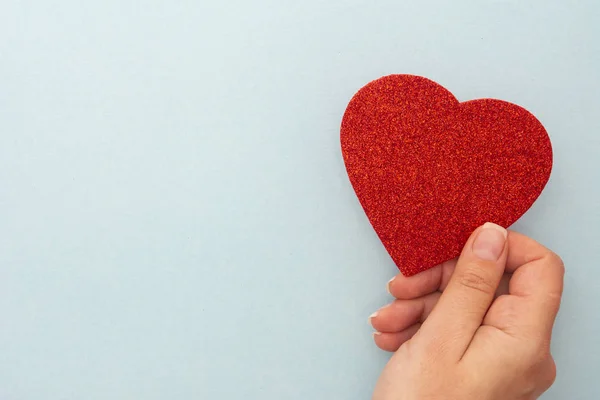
[370,223,565,400]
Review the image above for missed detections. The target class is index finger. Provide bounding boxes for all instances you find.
[506,231,564,300]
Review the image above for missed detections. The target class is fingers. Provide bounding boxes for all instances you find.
[505,230,560,274]
[370,292,441,333]
[373,324,421,352]
[388,260,511,301]
[374,227,562,359]
[487,231,565,338]
[387,260,456,299]
[418,223,508,359]
[371,276,512,344]
[509,252,564,338]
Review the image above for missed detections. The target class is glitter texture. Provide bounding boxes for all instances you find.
[341,75,553,276]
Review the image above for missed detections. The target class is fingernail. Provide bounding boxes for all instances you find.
[369,311,378,324]
[472,222,507,261]
[386,277,395,294]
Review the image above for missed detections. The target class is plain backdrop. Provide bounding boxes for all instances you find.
[1,1,599,399]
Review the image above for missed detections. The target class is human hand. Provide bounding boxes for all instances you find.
[370,223,564,400]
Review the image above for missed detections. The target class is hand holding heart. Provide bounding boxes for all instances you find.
[371,224,564,400]
[341,76,561,398]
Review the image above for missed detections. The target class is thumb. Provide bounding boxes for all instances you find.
[418,222,508,360]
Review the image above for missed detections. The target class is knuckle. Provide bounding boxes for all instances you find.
[543,358,558,388]
[525,340,552,368]
[526,354,557,393]
[543,251,565,303]
[457,264,496,295]
[503,341,556,398]
[546,251,565,275]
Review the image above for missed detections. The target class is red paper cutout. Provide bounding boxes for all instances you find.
[341,75,553,276]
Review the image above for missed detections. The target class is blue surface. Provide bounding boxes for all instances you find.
[1,1,599,399]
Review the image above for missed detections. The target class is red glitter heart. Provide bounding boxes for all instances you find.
[341,75,553,277]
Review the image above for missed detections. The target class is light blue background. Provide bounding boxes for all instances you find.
[0,1,598,399]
